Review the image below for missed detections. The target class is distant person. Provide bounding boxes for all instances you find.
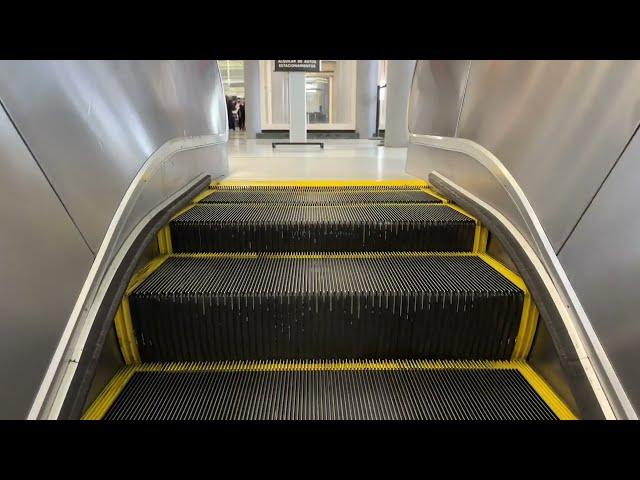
[238,101,246,131]
[226,96,235,130]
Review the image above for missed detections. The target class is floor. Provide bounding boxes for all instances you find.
[225,136,414,181]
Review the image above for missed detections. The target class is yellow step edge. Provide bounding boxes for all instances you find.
[81,368,136,420]
[212,179,429,187]
[177,202,460,208]
[125,255,170,296]
[419,187,449,203]
[191,188,216,203]
[516,363,577,420]
[113,304,135,365]
[114,255,170,365]
[479,253,539,360]
[170,251,478,260]
[82,360,577,420]
[156,224,173,254]
[156,188,217,253]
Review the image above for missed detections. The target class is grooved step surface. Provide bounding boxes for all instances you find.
[170,204,475,252]
[202,190,441,204]
[101,362,558,420]
[129,255,523,362]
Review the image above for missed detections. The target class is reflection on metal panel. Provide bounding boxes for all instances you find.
[0,106,93,419]
[0,60,227,252]
[456,60,640,250]
[408,60,640,251]
[559,129,640,409]
[407,60,640,416]
[408,60,469,137]
[0,60,228,418]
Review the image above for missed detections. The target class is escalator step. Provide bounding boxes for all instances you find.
[170,204,475,253]
[202,189,442,204]
[210,185,428,191]
[86,361,571,420]
[129,254,523,362]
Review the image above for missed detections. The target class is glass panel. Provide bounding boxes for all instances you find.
[306,75,330,124]
[261,60,356,129]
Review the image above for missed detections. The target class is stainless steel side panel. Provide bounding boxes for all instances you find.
[408,60,470,137]
[559,128,640,409]
[0,60,228,418]
[0,60,227,252]
[407,60,640,417]
[0,106,94,419]
[456,60,640,251]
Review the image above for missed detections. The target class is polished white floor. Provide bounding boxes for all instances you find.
[225,136,415,181]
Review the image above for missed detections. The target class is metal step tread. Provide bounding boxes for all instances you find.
[83,360,576,420]
[123,253,533,362]
[133,253,518,296]
[169,204,476,253]
[174,203,468,224]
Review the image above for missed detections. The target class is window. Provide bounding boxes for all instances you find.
[260,60,357,130]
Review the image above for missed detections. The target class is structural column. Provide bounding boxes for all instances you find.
[243,60,261,139]
[355,60,379,140]
[384,60,417,147]
[288,72,307,143]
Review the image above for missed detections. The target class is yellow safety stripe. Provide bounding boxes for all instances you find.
[113,255,170,365]
[81,368,136,420]
[516,363,577,420]
[475,225,489,253]
[126,255,170,296]
[428,201,486,254]
[212,179,429,188]
[156,187,217,253]
[128,359,520,372]
[178,202,462,209]
[156,224,173,254]
[113,303,136,365]
[191,188,216,203]
[479,253,539,360]
[420,187,449,203]
[82,359,577,420]
[171,251,478,260]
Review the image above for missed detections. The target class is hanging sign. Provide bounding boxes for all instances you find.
[274,60,320,72]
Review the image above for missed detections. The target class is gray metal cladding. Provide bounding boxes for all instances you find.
[103,365,556,420]
[128,255,523,362]
[170,204,475,252]
[202,189,442,204]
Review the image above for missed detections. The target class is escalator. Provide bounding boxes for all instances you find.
[83,180,576,420]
